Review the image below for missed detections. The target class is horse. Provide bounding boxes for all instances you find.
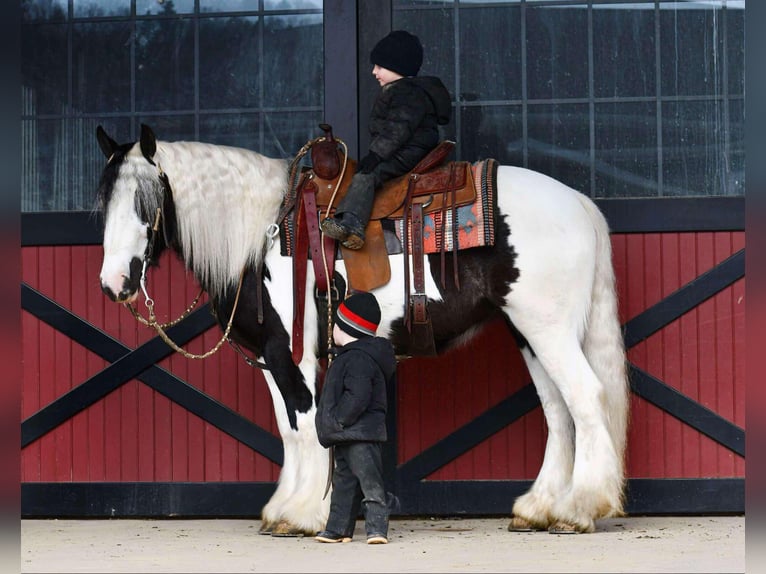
[95,124,629,535]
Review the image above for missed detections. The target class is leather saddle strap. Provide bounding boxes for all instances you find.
[411,201,427,324]
[438,163,458,290]
[292,189,309,365]
[402,175,417,331]
[302,183,334,293]
[451,165,460,290]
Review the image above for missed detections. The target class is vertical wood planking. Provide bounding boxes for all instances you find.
[21,230,745,486]
[21,247,41,482]
[86,244,107,481]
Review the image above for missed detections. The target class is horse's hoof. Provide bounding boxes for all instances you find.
[270,520,313,538]
[548,522,579,535]
[508,516,535,532]
[508,517,544,532]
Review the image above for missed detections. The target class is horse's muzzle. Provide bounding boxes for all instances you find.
[100,256,142,303]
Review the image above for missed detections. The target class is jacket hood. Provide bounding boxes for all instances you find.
[336,337,398,382]
[405,76,452,125]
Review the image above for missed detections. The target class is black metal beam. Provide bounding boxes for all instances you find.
[396,384,540,484]
[22,482,277,518]
[324,0,358,158]
[629,365,745,457]
[623,249,745,348]
[21,478,744,517]
[21,285,283,464]
[596,197,744,233]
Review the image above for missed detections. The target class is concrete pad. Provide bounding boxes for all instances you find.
[21,515,744,573]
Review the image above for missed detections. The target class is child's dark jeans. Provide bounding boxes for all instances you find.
[325,441,389,539]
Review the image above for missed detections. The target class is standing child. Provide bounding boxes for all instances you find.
[315,292,398,544]
[320,30,452,250]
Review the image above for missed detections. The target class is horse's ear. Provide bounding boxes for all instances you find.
[96,125,118,159]
[140,124,157,164]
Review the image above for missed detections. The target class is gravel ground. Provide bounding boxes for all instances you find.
[20,515,745,573]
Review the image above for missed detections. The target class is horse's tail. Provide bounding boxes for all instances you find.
[578,194,630,504]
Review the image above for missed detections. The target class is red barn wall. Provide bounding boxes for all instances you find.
[21,231,745,486]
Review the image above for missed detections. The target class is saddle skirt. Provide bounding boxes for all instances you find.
[280,157,497,258]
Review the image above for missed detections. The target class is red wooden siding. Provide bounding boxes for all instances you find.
[21,231,745,484]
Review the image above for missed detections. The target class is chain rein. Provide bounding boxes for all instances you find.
[125,166,247,361]
[126,136,345,365]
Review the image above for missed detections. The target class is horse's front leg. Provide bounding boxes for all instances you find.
[257,350,330,537]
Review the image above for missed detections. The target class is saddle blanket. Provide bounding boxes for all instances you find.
[280,158,497,257]
[394,158,496,253]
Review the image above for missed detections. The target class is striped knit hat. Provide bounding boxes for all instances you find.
[335,292,381,339]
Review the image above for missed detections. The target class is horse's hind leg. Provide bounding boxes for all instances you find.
[527,334,624,533]
[510,348,575,532]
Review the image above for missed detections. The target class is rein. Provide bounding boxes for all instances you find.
[125,170,248,362]
[126,134,347,369]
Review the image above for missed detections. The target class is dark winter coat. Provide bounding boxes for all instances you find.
[315,337,398,448]
[367,76,452,173]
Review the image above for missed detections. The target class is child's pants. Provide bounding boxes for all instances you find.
[333,160,408,226]
[325,441,389,538]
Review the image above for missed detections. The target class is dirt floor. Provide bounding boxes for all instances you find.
[20,515,744,573]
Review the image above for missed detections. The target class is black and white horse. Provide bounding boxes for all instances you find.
[95,124,629,535]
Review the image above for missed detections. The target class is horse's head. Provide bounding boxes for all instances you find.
[96,124,173,303]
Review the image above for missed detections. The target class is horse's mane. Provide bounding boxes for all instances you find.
[133,140,289,296]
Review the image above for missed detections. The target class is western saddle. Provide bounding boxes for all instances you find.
[288,124,477,361]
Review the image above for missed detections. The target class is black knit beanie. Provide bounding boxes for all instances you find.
[335,292,381,339]
[370,30,423,77]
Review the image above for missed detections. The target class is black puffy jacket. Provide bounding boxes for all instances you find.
[367,76,452,172]
[315,337,398,448]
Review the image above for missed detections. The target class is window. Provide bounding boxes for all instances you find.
[21,0,323,212]
[393,0,744,198]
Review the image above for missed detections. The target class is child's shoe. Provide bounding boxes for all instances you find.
[320,214,365,250]
[366,534,388,545]
[315,530,352,543]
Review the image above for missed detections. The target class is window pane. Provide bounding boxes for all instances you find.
[594,102,657,197]
[461,106,522,166]
[660,3,724,97]
[265,0,322,9]
[526,5,588,100]
[136,115,197,143]
[137,0,195,15]
[261,111,325,159]
[593,5,656,98]
[459,6,521,102]
[200,0,260,12]
[727,6,744,96]
[662,99,742,197]
[73,0,130,18]
[199,17,260,109]
[136,19,195,112]
[394,1,454,6]
[21,117,131,212]
[527,104,590,194]
[199,114,261,151]
[72,22,133,113]
[728,99,745,195]
[23,0,67,21]
[21,24,68,116]
[263,14,323,108]
[393,9,455,90]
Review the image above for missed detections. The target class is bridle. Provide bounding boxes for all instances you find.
[124,163,249,361]
[122,133,346,369]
